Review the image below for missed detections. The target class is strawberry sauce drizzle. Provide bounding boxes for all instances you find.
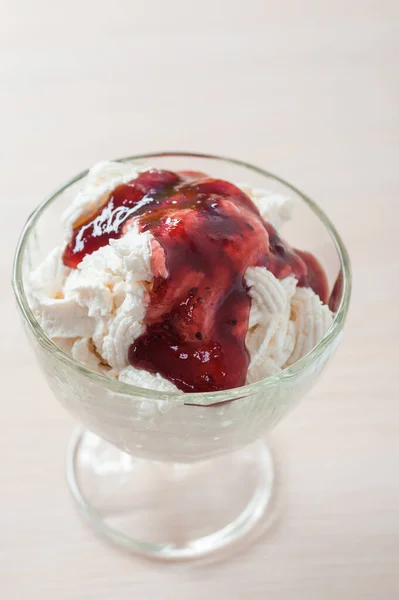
[63,169,328,392]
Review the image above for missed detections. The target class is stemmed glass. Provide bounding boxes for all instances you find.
[12,153,351,560]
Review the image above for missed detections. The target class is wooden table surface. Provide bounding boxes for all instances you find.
[1,1,398,598]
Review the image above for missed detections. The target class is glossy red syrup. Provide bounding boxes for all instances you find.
[329,269,343,312]
[63,169,329,392]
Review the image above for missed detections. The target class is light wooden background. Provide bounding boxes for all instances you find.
[1,1,398,598]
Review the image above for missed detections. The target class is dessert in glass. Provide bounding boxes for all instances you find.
[12,152,351,559]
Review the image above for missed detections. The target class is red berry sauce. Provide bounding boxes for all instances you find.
[63,169,329,392]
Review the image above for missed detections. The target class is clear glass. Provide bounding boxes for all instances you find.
[12,152,351,560]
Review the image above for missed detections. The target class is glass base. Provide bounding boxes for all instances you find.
[66,429,274,560]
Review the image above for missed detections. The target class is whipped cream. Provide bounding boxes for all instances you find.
[245,269,297,383]
[28,161,334,392]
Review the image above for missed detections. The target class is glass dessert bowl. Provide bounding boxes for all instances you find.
[12,152,351,560]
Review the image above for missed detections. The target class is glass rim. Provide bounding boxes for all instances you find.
[12,151,352,406]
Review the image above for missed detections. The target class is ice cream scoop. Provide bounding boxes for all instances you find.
[29,161,334,393]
